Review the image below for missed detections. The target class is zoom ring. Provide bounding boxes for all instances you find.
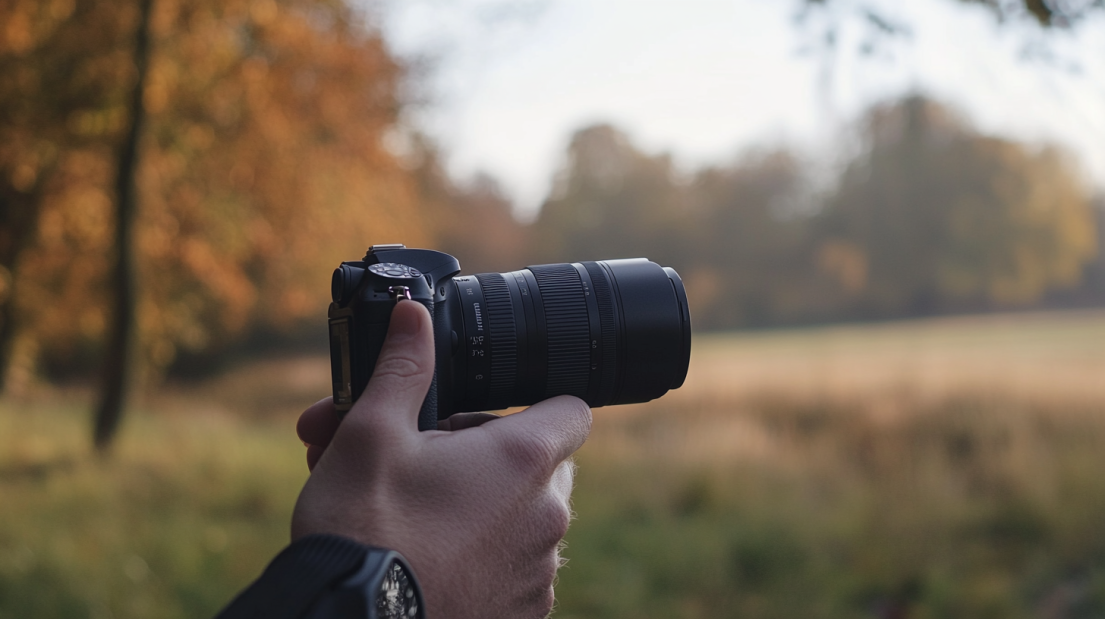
[475,273,517,409]
[584,262,618,406]
[529,264,591,399]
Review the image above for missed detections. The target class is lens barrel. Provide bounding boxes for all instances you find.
[450,259,690,413]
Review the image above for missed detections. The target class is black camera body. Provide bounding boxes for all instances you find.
[328,245,691,431]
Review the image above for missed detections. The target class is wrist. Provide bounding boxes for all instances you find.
[216,534,424,619]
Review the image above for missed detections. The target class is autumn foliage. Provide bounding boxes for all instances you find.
[2,0,434,389]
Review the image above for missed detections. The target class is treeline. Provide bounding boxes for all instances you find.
[438,96,1103,331]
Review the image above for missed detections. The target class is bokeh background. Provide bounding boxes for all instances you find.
[3,0,1105,617]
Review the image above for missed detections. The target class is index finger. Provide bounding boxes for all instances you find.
[297,397,340,446]
[483,395,592,474]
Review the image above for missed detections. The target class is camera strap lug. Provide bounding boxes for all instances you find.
[388,285,413,302]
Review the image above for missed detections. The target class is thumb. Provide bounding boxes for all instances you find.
[346,300,435,435]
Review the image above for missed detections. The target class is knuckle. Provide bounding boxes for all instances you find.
[509,546,561,619]
[370,352,427,382]
[544,500,572,546]
[500,431,559,476]
[521,560,559,619]
[537,585,556,619]
[528,494,572,552]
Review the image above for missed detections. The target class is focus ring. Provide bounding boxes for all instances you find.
[475,273,516,409]
[584,261,618,406]
[529,264,590,399]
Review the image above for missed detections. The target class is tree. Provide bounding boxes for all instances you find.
[131,0,427,372]
[407,137,533,275]
[534,124,688,267]
[532,124,820,329]
[817,95,1096,316]
[935,0,1102,27]
[797,0,1105,116]
[685,150,817,328]
[0,0,136,392]
[802,0,1104,32]
[94,0,154,450]
[3,0,430,447]
[533,103,1097,329]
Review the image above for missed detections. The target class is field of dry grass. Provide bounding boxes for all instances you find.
[558,310,1105,618]
[4,309,1105,618]
[588,309,1105,466]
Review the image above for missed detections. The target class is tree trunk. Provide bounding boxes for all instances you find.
[94,0,154,451]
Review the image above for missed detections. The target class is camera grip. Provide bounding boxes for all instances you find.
[415,298,438,432]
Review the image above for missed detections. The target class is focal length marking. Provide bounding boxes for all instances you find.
[454,276,490,404]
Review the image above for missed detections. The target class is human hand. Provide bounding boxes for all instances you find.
[292,300,592,619]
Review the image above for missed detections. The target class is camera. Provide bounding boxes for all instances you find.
[328,245,691,431]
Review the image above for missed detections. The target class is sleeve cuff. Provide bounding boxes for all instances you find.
[214,534,373,619]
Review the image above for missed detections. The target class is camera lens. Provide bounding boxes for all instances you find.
[449,259,690,412]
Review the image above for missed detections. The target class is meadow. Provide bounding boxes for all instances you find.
[4,310,1105,618]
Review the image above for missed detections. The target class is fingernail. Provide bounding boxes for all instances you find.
[388,302,421,339]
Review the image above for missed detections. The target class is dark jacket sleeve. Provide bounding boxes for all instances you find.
[214,534,372,619]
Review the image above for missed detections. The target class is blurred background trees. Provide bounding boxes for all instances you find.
[0,0,1101,445]
[818,96,1096,318]
[0,0,138,394]
[133,0,427,375]
[534,124,688,267]
[530,97,1099,329]
[806,0,1105,28]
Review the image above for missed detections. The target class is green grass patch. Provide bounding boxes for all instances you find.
[557,396,1105,618]
[0,402,306,619]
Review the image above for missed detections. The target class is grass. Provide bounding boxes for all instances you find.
[0,404,307,619]
[559,395,1105,618]
[5,309,1105,618]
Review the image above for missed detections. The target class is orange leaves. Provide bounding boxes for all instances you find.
[66,107,128,138]
[10,165,37,193]
[177,238,257,333]
[0,0,78,55]
[126,0,420,363]
[1,9,35,55]
[250,0,279,26]
[2,0,429,380]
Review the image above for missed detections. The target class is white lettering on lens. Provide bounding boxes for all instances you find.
[474,302,483,331]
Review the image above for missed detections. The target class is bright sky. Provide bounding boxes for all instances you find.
[379,0,1105,218]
